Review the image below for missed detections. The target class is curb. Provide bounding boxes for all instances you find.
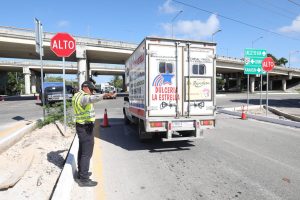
[0,121,37,154]
[266,106,300,122]
[51,134,78,200]
[218,108,300,128]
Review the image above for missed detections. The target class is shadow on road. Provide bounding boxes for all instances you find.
[1,96,36,101]
[93,118,195,153]
[47,149,68,169]
[231,98,300,108]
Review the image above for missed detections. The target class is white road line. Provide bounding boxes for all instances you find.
[223,140,300,173]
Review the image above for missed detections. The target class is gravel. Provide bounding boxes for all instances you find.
[0,122,75,200]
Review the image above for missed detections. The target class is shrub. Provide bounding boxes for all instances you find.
[37,101,74,128]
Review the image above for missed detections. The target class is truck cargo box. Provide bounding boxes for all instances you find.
[123,37,216,142]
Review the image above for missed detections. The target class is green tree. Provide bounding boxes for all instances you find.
[45,76,63,82]
[7,72,24,95]
[277,57,288,67]
[110,75,123,89]
[267,53,278,64]
[267,53,288,66]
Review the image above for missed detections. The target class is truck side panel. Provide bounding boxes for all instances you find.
[125,41,146,119]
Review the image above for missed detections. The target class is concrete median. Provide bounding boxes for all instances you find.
[218,106,300,128]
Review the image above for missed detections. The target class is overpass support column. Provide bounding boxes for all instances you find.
[282,79,286,91]
[236,74,241,91]
[269,80,273,90]
[30,70,38,94]
[76,45,87,87]
[23,67,31,95]
[250,76,255,93]
[122,74,126,91]
[77,58,87,87]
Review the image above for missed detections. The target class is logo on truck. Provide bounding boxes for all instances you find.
[152,62,174,86]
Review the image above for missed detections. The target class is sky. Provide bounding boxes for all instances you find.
[1,0,300,83]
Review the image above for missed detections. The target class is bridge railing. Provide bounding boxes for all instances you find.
[0,26,137,50]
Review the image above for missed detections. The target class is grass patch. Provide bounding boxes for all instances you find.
[37,101,75,128]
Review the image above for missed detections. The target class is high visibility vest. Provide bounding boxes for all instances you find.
[72,90,95,124]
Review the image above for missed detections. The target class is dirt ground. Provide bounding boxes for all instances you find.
[0,122,75,200]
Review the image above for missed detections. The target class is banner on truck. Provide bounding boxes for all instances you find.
[185,77,212,101]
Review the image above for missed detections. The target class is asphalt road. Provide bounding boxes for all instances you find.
[217,92,300,116]
[0,97,41,131]
[1,92,299,130]
[95,98,300,200]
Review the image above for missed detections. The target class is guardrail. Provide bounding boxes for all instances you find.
[0,26,137,50]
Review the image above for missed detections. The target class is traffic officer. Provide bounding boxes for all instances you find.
[72,80,104,187]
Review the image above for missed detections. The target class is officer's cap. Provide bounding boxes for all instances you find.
[81,81,96,91]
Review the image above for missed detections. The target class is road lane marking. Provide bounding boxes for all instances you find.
[93,119,105,200]
[223,140,300,173]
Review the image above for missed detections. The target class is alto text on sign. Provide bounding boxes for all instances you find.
[50,33,76,57]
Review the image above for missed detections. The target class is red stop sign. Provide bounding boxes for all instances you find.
[262,57,275,72]
[50,33,76,57]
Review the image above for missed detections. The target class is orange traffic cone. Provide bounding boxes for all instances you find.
[241,105,247,120]
[101,108,110,128]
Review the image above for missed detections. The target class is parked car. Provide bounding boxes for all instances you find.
[103,91,117,99]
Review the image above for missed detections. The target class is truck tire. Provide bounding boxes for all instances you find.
[138,120,152,142]
[124,114,130,125]
[123,108,130,125]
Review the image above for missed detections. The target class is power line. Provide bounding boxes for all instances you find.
[262,0,298,16]
[288,0,300,7]
[241,0,300,22]
[172,0,300,41]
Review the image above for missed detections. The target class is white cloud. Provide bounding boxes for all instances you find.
[57,20,70,28]
[161,14,220,39]
[278,15,300,34]
[159,0,177,14]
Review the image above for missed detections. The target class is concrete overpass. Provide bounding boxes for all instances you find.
[0,26,300,94]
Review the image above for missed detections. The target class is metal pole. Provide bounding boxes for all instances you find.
[247,74,249,110]
[175,42,179,118]
[260,74,262,110]
[63,57,67,134]
[187,43,191,117]
[289,52,291,68]
[266,72,269,116]
[40,52,45,119]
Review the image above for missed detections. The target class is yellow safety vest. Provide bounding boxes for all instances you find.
[72,90,95,124]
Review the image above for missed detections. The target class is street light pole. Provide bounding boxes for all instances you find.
[171,10,183,38]
[289,50,299,68]
[251,36,263,48]
[211,29,221,42]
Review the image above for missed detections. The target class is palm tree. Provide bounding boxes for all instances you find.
[277,57,288,67]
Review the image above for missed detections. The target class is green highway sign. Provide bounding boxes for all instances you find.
[244,48,267,74]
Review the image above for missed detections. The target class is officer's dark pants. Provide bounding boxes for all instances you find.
[76,123,94,180]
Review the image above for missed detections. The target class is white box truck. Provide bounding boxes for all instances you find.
[123,37,216,142]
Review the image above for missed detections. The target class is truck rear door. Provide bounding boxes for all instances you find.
[183,45,215,116]
[148,42,183,117]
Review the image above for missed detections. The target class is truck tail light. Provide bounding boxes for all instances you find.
[150,122,163,127]
[168,123,172,130]
[200,120,214,126]
[195,121,200,128]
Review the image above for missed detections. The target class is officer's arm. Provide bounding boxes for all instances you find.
[80,94,104,107]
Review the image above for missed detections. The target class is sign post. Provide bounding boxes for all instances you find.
[244,49,267,110]
[50,33,76,133]
[35,18,45,119]
[262,57,275,116]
